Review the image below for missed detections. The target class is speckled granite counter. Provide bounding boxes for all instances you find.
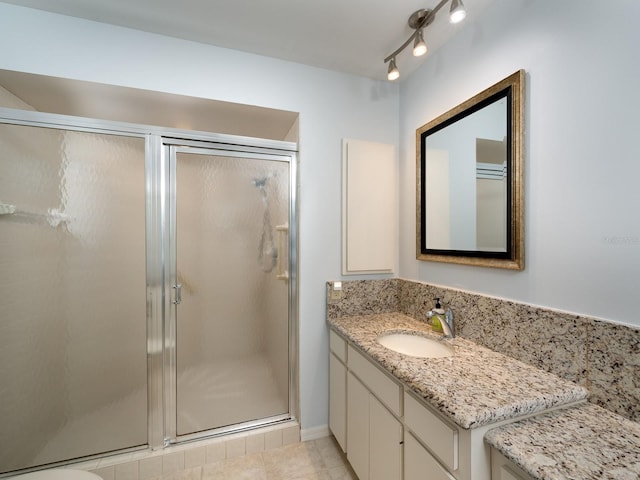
[328,313,589,429]
[485,403,640,480]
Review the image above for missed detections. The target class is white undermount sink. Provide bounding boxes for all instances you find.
[376,332,453,358]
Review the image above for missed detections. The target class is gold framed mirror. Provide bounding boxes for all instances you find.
[416,70,524,270]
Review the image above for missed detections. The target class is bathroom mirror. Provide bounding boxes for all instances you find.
[416,70,524,270]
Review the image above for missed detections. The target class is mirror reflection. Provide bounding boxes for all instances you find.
[424,97,507,252]
[417,70,524,270]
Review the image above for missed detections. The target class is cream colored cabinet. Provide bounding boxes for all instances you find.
[347,371,370,479]
[404,391,463,480]
[404,391,500,480]
[490,448,535,480]
[347,371,403,480]
[369,389,403,480]
[329,328,500,480]
[329,353,347,451]
[404,392,459,473]
[341,138,396,275]
[346,342,403,480]
[404,432,455,480]
[329,330,347,452]
[330,335,402,480]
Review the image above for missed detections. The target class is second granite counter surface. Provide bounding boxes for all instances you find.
[485,402,640,480]
[329,312,589,429]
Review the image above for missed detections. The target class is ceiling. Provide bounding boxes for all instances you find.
[0,0,495,81]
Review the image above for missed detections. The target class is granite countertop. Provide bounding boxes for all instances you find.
[328,313,589,429]
[485,402,640,480]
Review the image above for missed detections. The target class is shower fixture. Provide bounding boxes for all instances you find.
[0,201,71,228]
[252,177,268,189]
[384,0,467,81]
[254,176,278,273]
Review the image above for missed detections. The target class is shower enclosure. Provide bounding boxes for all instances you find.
[0,108,298,475]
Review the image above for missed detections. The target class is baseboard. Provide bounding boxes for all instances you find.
[300,424,330,441]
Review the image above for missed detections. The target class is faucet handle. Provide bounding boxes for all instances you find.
[444,307,455,338]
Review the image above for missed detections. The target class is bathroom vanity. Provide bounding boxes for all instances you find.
[328,313,589,480]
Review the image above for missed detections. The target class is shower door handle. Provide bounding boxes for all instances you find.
[173,284,182,305]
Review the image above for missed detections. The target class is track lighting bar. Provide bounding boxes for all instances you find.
[384,0,466,81]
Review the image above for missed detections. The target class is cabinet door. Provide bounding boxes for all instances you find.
[370,396,402,480]
[405,433,455,480]
[347,372,370,480]
[329,353,347,452]
[342,138,396,274]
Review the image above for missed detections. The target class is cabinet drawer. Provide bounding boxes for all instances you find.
[348,345,402,416]
[330,329,347,362]
[405,433,455,480]
[404,392,458,471]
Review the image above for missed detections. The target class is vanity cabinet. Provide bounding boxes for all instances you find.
[404,392,459,478]
[347,371,403,480]
[346,371,369,477]
[329,330,347,452]
[329,329,403,480]
[329,328,500,480]
[405,432,454,480]
[490,448,535,480]
[402,386,500,480]
[346,343,403,480]
[369,393,403,480]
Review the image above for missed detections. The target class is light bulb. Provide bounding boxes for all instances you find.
[387,58,400,81]
[449,0,466,24]
[413,30,427,57]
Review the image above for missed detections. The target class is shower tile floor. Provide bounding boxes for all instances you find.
[145,436,357,480]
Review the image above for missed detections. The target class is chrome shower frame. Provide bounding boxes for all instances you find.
[158,138,299,446]
[0,106,299,462]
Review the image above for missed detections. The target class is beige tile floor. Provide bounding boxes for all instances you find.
[147,436,358,480]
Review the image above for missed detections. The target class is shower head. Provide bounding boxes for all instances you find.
[252,177,268,188]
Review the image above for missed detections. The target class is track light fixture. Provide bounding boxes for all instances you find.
[413,29,427,57]
[387,58,400,81]
[449,0,467,23]
[383,0,467,81]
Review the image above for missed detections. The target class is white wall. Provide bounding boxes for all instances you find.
[0,4,399,432]
[400,0,640,327]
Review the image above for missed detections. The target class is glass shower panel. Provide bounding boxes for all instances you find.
[175,150,290,436]
[0,124,147,474]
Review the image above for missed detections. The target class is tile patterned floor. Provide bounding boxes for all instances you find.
[147,436,357,480]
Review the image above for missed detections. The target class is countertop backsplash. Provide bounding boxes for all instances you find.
[326,278,639,423]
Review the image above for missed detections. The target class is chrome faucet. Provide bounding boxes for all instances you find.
[426,299,455,338]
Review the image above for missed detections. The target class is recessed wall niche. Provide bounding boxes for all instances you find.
[0,69,299,142]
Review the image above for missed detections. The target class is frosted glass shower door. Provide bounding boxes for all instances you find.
[0,124,147,474]
[172,147,291,437]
